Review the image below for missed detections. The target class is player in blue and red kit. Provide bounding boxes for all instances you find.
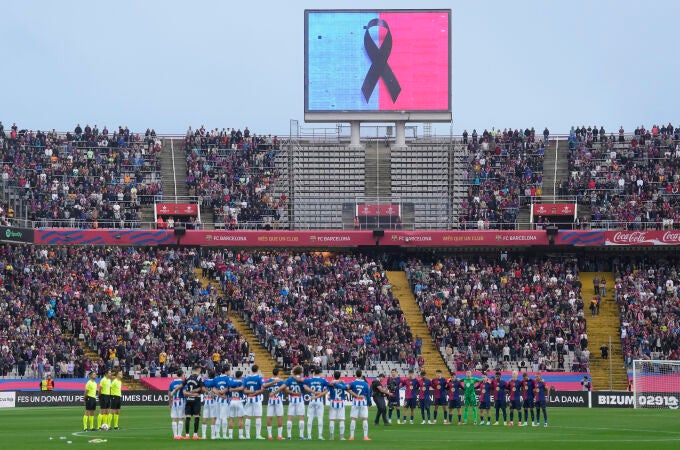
[417,371,432,424]
[478,373,492,426]
[507,371,523,426]
[446,375,464,425]
[521,372,536,426]
[400,370,419,424]
[492,370,507,425]
[534,374,549,427]
[431,369,449,424]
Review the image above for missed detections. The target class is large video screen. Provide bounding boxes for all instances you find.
[305,9,451,121]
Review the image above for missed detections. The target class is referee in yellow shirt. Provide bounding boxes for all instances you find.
[110,370,123,430]
[98,370,113,429]
[83,371,98,431]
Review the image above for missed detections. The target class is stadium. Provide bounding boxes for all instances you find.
[1,2,679,450]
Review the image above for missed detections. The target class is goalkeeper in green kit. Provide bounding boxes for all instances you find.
[462,370,482,425]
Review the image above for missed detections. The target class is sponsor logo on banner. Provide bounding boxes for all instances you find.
[0,391,16,408]
[14,391,169,407]
[593,391,634,408]
[636,394,679,409]
[606,231,680,246]
[0,226,34,243]
[547,391,587,407]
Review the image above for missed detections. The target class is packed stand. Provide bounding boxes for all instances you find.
[613,258,680,367]
[459,127,546,230]
[0,244,249,379]
[0,122,162,229]
[405,255,589,373]
[564,124,680,229]
[207,251,414,372]
[184,126,285,229]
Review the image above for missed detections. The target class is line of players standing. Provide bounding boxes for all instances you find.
[169,364,372,441]
[386,368,550,427]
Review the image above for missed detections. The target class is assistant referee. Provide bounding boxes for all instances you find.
[110,370,123,430]
[83,371,98,431]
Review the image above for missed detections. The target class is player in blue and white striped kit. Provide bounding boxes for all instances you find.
[328,371,349,440]
[277,365,310,440]
[264,368,285,440]
[348,370,371,441]
[212,366,232,439]
[243,365,265,439]
[305,367,330,440]
[201,370,218,439]
[168,370,185,440]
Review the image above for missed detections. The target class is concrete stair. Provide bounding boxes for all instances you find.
[364,142,392,198]
[579,272,628,390]
[193,269,283,376]
[159,139,189,202]
[386,271,450,376]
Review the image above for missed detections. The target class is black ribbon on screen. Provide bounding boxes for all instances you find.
[362,18,401,103]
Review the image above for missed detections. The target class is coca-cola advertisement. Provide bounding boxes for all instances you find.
[605,231,680,246]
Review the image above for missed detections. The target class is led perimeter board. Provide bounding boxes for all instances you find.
[304,9,452,122]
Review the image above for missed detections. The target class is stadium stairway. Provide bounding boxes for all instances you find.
[579,272,628,390]
[160,139,189,202]
[193,269,283,376]
[64,332,147,390]
[386,271,451,376]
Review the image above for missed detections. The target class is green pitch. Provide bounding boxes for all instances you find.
[1,406,679,450]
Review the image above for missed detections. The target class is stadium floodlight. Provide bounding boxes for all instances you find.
[632,360,680,409]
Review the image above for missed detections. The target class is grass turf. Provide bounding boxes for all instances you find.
[1,406,679,450]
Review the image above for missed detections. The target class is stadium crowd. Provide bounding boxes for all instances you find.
[404,255,589,372]
[614,258,680,366]
[564,123,680,230]
[0,122,162,229]
[459,127,545,230]
[184,126,285,229]
[206,251,414,372]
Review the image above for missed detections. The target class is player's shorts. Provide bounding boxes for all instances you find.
[307,402,324,419]
[523,398,535,409]
[203,402,217,419]
[494,401,507,409]
[110,396,122,410]
[99,394,110,409]
[287,402,305,417]
[479,401,490,410]
[448,398,461,409]
[536,400,547,408]
[404,398,417,409]
[229,401,245,418]
[388,397,400,408]
[329,407,345,420]
[244,402,263,417]
[350,405,368,419]
[218,402,230,420]
[86,397,97,411]
[434,397,447,406]
[171,403,185,419]
[510,399,522,410]
[185,400,202,416]
[418,398,431,409]
[464,396,478,407]
[266,403,284,417]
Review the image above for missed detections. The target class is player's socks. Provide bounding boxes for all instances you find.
[113,414,119,428]
[530,410,535,422]
[228,429,233,439]
[202,424,207,439]
[307,420,313,439]
[298,420,305,439]
[286,420,292,438]
[255,418,262,438]
[97,414,103,428]
[318,422,323,439]
[349,420,356,439]
[339,421,345,437]
[457,414,461,423]
[518,411,522,423]
[362,420,368,438]
[239,428,244,440]
[185,417,191,435]
[510,411,514,421]
[396,410,401,420]
[194,417,200,434]
[172,421,178,437]
[89,416,94,430]
[472,408,478,423]
[329,422,335,440]
[83,415,88,430]
[463,407,468,422]
[267,425,273,438]
[107,413,113,427]
[433,410,438,421]
[245,419,251,439]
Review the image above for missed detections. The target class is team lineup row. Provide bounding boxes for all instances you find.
[161,365,551,441]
